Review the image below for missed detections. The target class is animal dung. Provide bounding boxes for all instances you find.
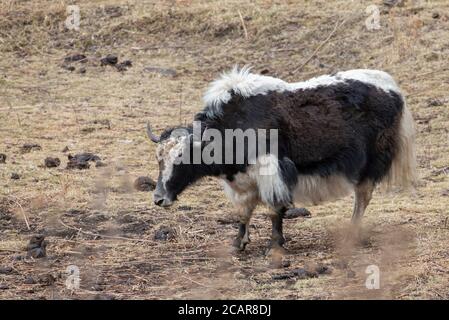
[20,143,42,153]
[64,53,87,63]
[116,60,132,72]
[66,153,101,170]
[272,267,319,280]
[100,54,118,66]
[10,173,20,180]
[26,234,48,259]
[133,176,156,192]
[154,225,176,241]
[44,157,61,168]
[100,54,132,71]
[284,207,312,219]
[0,266,13,275]
[61,64,76,72]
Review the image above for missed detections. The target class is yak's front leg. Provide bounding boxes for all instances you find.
[266,206,287,254]
[233,205,255,251]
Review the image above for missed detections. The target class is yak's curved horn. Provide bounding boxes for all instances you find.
[146,123,160,143]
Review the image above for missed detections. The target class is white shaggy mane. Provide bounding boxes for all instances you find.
[202,66,401,119]
[202,66,288,117]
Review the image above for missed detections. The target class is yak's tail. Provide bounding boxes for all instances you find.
[381,101,417,191]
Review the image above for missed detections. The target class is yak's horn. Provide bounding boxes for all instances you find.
[146,123,160,143]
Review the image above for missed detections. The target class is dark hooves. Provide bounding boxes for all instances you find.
[232,237,250,252]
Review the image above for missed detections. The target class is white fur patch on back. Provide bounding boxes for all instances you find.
[203,67,402,118]
[336,69,401,95]
[203,66,288,118]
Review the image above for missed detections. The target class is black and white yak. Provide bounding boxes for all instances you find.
[147,67,416,253]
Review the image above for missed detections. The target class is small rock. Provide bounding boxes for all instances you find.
[78,67,86,74]
[62,146,70,153]
[292,268,318,279]
[69,153,101,162]
[13,255,23,261]
[10,173,20,180]
[66,153,100,170]
[0,153,6,163]
[26,234,48,259]
[44,157,61,168]
[116,60,132,72]
[272,267,318,280]
[64,54,87,63]
[101,54,118,66]
[282,260,291,268]
[0,266,13,274]
[37,274,55,286]
[21,143,42,153]
[178,205,192,211]
[67,159,90,170]
[0,284,9,290]
[427,98,444,107]
[134,176,156,192]
[315,264,332,275]
[272,273,294,280]
[284,207,311,219]
[103,5,123,18]
[65,209,85,216]
[383,0,402,7]
[143,66,177,77]
[24,276,36,284]
[425,52,439,62]
[432,12,440,19]
[28,248,47,259]
[154,226,176,241]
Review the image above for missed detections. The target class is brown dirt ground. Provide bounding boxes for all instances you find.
[0,0,448,299]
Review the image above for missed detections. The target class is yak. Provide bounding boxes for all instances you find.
[146,67,416,254]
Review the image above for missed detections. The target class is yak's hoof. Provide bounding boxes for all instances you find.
[232,237,250,252]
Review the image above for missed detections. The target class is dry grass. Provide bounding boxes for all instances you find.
[1,0,449,299]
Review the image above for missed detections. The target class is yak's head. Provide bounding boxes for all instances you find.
[147,123,201,207]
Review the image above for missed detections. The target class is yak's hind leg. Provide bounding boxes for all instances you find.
[351,180,375,224]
